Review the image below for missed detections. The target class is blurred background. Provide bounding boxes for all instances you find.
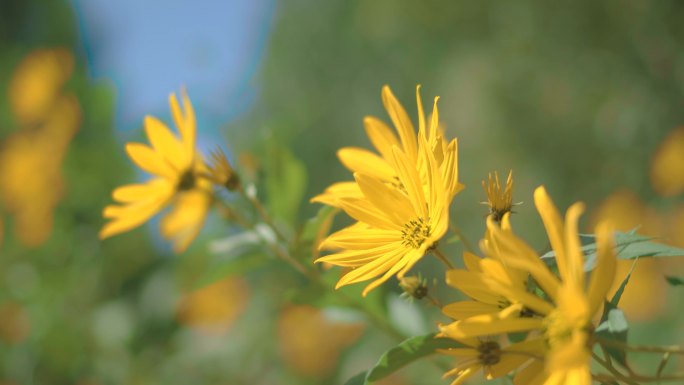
[1,0,684,384]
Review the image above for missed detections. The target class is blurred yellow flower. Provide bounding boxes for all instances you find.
[177,277,249,335]
[0,301,31,344]
[441,187,617,385]
[591,189,668,322]
[277,305,364,378]
[312,85,462,205]
[100,90,213,252]
[651,127,684,197]
[482,170,516,222]
[317,134,458,296]
[8,48,74,125]
[0,95,81,247]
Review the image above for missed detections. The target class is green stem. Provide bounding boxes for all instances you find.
[596,336,684,355]
[433,247,455,269]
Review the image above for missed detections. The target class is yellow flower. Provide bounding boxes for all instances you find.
[8,48,74,125]
[317,132,458,296]
[440,337,544,385]
[100,90,212,252]
[0,95,81,247]
[277,305,364,378]
[440,187,617,385]
[312,85,462,205]
[651,127,684,197]
[482,170,516,222]
[177,277,250,335]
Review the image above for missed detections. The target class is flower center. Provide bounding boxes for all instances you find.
[401,217,431,249]
[177,169,196,191]
[477,341,501,366]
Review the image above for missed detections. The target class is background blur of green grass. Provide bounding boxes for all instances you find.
[1,1,683,384]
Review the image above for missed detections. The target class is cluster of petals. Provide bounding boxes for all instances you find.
[313,85,462,296]
[439,186,617,385]
[100,90,212,252]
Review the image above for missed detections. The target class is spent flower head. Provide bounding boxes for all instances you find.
[481,170,518,222]
[207,148,241,191]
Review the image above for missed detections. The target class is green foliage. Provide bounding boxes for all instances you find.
[265,141,308,225]
[542,230,684,270]
[665,276,684,286]
[596,266,634,367]
[344,333,463,384]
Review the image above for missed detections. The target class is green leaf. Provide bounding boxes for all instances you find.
[265,142,308,224]
[293,205,339,261]
[542,230,684,271]
[343,371,368,385]
[342,334,461,384]
[665,276,684,286]
[365,333,463,382]
[596,307,629,367]
[595,262,634,368]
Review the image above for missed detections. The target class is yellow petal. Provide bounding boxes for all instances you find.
[513,360,546,385]
[125,143,175,178]
[363,116,400,160]
[534,186,568,281]
[112,179,170,203]
[440,315,543,339]
[337,147,394,181]
[587,221,617,316]
[337,198,402,230]
[416,85,426,135]
[310,181,363,206]
[442,301,500,320]
[563,202,586,288]
[354,173,413,224]
[160,189,211,252]
[169,89,196,156]
[335,247,405,289]
[144,116,188,171]
[100,198,168,239]
[381,85,418,160]
[391,146,427,218]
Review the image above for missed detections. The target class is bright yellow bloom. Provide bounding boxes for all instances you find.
[440,186,617,385]
[482,170,516,221]
[312,85,462,205]
[651,127,684,197]
[317,131,458,295]
[100,90,212,252]
[440,337,544,385]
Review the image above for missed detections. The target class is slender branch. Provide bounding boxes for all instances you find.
[426,293,442,308]
[593,351,684,383]
[238,185,290,245]
[592,352,640,385]
[596,336,684,355]
[433,247,455,269]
